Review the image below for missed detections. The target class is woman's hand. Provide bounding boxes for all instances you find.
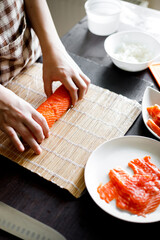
[0,85,49,154]
[24,0,90,105]
[43,48,90,106]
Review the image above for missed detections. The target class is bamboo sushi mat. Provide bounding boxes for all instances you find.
[0,63,141,198]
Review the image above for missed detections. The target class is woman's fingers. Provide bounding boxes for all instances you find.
[3,123,42,155]
[32,111,50,139]
[72,73,90,101]
[80,72,91,92]
[61,73,90,106]
[16,123,42,155]
[18,113,50,154]
[3,126,25,152]
[2,112,49,155]
[72,78,87,101]
[23,117,44,144]
[23,111,50,144]
[43,78,52,98]
[60,77,78,106]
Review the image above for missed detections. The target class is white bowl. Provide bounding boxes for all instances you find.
[142,87,160,140]
[85,0,121,36]
[104,31,160,72]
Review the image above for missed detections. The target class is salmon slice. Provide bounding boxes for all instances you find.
[37,85,71,128]
[149,63,160,88]
[147,118,160,137]
[147,105,160,125]
[109,168,151,215]
[128,156,160,178]
[97,156,160,217]
[97,181,116,203]
[147,104,160,136]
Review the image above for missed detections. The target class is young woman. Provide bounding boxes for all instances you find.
[0,0,90,154]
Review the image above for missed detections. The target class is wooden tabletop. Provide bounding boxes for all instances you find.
[1,2,160,239]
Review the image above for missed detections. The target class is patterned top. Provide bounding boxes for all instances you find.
[0,0,41,85]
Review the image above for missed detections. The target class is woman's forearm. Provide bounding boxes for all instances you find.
[24,0,65,55]
[24,0,90,105]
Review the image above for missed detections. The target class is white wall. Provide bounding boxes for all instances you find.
[46,0,86,37]
[149,0,160,10]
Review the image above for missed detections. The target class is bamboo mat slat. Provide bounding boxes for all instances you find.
[0,63,141,198]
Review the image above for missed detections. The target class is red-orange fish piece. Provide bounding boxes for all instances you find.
[147,104,160,136]
[147,104,160,124]
[147,119,160,137]
[37,85,71,128]
[98,156,160,217]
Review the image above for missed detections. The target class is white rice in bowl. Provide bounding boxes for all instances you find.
[113,42,153,63]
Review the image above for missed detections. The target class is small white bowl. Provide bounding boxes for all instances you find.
[85,0,122,36]
[104,31,160,72]
[142,87,160,140]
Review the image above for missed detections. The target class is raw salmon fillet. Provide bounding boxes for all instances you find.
[147,119,160,137]
[147,105,160,123]
[37,85,71,128]
[97,156,160,217]
[147,104,160,136]
[149,63,160,88]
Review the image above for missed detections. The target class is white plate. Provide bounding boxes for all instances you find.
[142,87,160,140]
[85,136,160,223]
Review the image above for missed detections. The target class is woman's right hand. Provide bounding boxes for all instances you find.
[0,85,49,154]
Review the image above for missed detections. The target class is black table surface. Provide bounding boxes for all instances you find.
[1,5,160,240]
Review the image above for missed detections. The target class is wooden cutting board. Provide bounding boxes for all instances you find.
[0,63,141,197]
